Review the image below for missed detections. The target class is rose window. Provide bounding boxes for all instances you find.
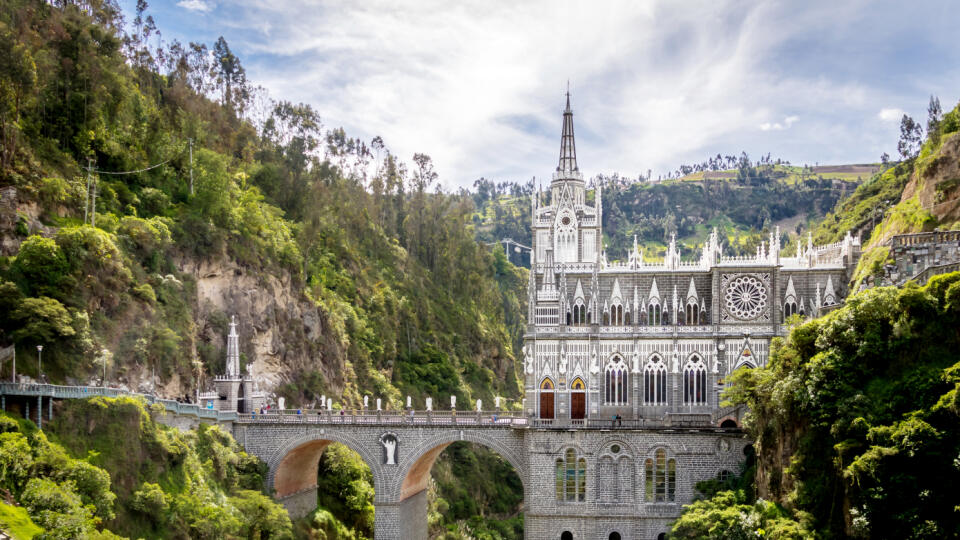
[724,275,767,320]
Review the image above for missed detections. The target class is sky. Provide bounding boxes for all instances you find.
[122,0,960,188]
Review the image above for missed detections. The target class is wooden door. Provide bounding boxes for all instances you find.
[570,392,585,419]
[540,392,554,419]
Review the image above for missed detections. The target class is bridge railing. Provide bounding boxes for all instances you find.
[529,413,726,430]
[236,409,528,427]
[0,383,238,422]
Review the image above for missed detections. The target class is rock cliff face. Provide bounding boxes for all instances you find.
[180,257,346,399]
[901,132,960,225]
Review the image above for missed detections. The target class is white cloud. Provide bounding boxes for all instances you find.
[878,108,905,122]
[760,115,800,131]
[177,0,212,13]
[166,0,960,187]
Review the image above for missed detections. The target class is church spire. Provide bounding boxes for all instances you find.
[226,315,240,378]
[556,90,579,178]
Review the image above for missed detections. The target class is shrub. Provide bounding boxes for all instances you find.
[10,236,70,298]
[131,482,169,522]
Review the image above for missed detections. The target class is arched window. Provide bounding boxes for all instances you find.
[572,300,586,325]
[611,303,622,325]
[648,301,661,325]
[555,448,586,502]
[784,301,798,318]
[686,301,700,325]
[644,449,676,502]
[644,356,667,405]
[683,356,708,405]
[604,356,629,405]
[555,212,578,263]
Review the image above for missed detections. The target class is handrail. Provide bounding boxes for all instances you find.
[0,383,238,422]
[235,409,528,427]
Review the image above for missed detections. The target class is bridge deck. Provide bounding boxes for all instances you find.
[0,383,740,430]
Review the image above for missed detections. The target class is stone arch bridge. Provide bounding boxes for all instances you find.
[236,412,528,540]
[0,383,749,540]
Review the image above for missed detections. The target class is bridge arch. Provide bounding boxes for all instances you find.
[267,430,384,501]
[392,429,527,501]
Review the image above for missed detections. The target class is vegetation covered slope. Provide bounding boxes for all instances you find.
[0,0,523,409]
[813,99,960,288]
[472,163,858,268]
[0,396,290,539]
[0,2,527,538]
[673,271,960,539]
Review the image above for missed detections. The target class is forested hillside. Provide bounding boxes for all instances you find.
[473,163,859,265]
[0,0,523,411]
[0,1,525,537]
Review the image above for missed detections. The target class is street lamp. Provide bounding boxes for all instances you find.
[36,345,43,382]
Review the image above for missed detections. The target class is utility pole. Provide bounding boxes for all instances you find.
[91,171,97,228]
[188,138,194,195]
[84,158,92,224]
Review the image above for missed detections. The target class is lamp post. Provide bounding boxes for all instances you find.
[36,345,43,382]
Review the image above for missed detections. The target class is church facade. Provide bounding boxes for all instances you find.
[519,95,860,539]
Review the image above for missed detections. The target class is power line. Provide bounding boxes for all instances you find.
[90,157,175,175]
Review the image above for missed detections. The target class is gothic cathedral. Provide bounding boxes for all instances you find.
[522,94,860,427]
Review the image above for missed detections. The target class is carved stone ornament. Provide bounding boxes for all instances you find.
[721,273,770,322]
[380,433,398,465]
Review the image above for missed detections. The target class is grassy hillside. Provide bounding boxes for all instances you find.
[812,100,960,289]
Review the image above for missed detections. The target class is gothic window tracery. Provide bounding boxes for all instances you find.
[599,443,633,503]
[644,449,677,502]
[648,300,662,326]
[683,356,708,405]
[571,300,586,325]
[685,300,700,325]
[610,302,623,325]
[555,448,587,502]
[555,211,578,263]
[644,356,668,405]
[604,356,629,405]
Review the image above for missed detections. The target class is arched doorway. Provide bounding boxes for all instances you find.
[540,378,555,419]
[720,418,738,428]
[570,377,586,420]
[561,531,573,540]
[609,532,621,540]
